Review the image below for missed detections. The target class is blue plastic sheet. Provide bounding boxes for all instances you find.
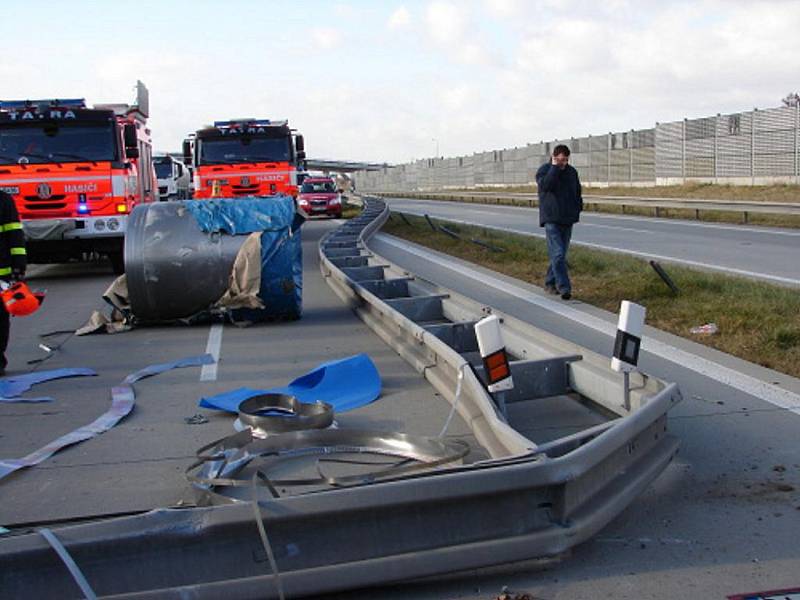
[200,353,381,414]
[184,195,296,235]
[0,368,97,403]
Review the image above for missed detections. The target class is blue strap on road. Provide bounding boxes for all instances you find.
[0,354,214,482]
[199,353,381,414]
[0,368,97,403]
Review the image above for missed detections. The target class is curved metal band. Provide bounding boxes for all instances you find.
[237,393,334,435]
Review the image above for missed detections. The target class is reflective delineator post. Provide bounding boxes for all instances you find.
[611,301,646,410]
[475,314,514,419]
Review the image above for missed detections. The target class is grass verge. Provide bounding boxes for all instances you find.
[382,212,800,378]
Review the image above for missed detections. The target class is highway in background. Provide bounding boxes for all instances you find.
[381,196,800,287]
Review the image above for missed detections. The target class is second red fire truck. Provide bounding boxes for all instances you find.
[183,119,306,199]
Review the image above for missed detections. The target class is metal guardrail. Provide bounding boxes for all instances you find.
[0,199,683,599]
[374,190,800,222]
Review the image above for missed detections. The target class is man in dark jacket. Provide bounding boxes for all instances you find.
[0,190,27,375]
[535,144,582,300]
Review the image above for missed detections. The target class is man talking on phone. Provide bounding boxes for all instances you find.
[535,144,583,300]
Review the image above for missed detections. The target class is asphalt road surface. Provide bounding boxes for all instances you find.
[382,196,800,287]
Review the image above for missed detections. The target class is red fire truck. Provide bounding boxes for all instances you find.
[183,119,306,199]
[0,81,157,273]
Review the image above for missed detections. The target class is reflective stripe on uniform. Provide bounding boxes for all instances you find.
[0,267,11,276]
[10,247,26,255]
[0,222,22,232]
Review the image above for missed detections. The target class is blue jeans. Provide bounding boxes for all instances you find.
[544,223,573,293]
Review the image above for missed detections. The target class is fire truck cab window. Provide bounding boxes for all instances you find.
[0,123,116,164]
[199,137,290,164]
[139,141,153,195]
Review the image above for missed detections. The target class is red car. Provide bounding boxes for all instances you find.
[297,176,342,217]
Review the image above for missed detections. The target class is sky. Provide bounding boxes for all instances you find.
[1,0,798,164]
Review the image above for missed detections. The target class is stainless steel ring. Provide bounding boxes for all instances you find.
[237,393,334,435]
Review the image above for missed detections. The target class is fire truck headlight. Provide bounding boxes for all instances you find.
[107,218,120,231]
[116,203,128,214]
[94,219,106,231]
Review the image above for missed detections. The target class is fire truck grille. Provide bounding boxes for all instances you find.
[24,195,68,210]
[231,185,259,196]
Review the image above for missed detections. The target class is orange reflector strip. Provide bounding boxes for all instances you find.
[485,352,506,370]
[489,364,509,381]
[483,349,510,384]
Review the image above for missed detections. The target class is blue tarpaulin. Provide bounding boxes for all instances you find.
[186,195,304,321]
[184,196,296,235]
[199,353,381,414]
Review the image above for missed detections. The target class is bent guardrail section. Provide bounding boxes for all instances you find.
[0,198,683,600]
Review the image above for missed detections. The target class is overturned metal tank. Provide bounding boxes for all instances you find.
[124,196,303,322]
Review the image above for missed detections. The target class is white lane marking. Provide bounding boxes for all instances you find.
[375,234,800,415]
[393,210,800,287]
[387,198,800,237]
[200,323,224,381]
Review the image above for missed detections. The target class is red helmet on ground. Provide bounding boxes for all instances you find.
[1,282,44,317]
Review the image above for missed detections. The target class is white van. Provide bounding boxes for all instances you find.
[153,155,191,200]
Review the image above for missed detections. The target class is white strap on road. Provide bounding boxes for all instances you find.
[38,528,98,600]
[376,234,800,415]
[200,324,224,382]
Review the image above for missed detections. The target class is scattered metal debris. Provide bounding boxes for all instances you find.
[184,414,210,425]
[188,428,470,503]
[690,322,719,335]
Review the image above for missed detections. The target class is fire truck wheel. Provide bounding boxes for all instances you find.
[108,251,125,275]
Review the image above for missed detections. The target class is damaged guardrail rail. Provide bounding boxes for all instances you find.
[0,198,682,600]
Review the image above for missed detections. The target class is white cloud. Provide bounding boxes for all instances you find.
[424,2,498,66]
[334,3,355,18]
[310,28,342,50]
[426,2,467,45]
[483,0,522,17]
[388,6,411,29]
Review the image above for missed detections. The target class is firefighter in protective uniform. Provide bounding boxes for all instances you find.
[0,190,26,375]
